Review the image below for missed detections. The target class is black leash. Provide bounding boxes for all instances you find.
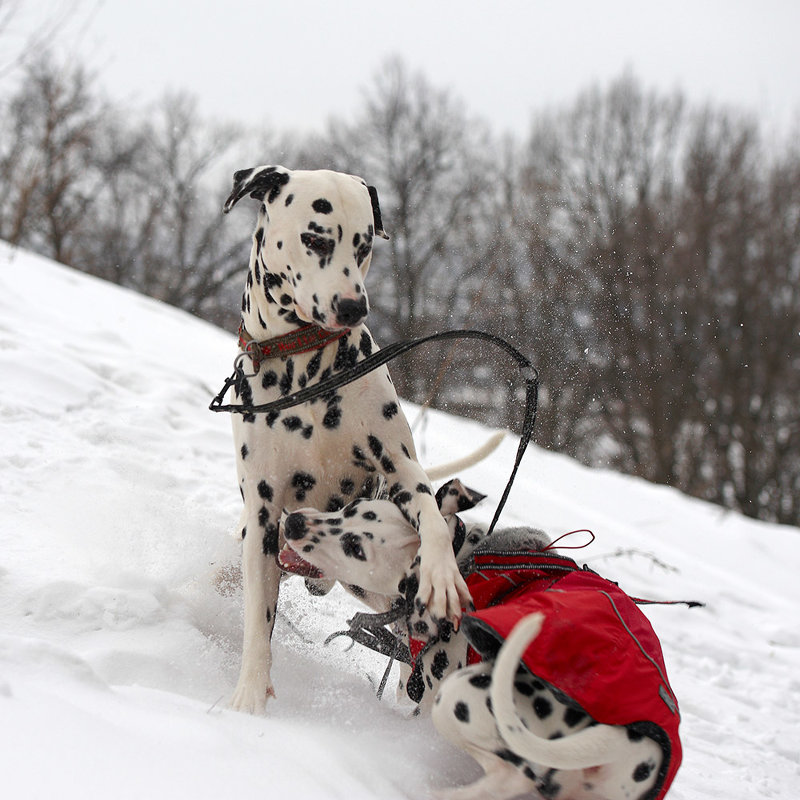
[210,328,539,535]
[323,601,413,701]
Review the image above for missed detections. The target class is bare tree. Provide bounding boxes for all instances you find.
[81,93,249,326]
[512,74,800,525]
[0,54,103,262]
[676,108,800,522]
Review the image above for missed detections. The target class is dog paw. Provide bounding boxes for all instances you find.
[418,548,472,624]
[230,677,276,714]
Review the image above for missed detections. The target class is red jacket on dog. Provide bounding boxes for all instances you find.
[462,550,682,800]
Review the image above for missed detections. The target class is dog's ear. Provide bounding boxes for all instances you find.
[367,185,390,240]
[223,165,291,214]
[435,479,487,515]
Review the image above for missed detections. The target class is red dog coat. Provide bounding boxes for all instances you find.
[461,550,682,800]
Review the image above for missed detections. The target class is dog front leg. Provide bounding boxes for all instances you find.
[392,462,471,623]
[231,507,280,713]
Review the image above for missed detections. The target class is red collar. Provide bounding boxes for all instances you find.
[238,322,349,371]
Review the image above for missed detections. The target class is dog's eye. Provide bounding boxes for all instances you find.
[301,232,335,257]
[341,533,366,561]
[355,242,372,266]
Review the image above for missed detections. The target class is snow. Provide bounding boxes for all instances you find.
[1,240,799,799]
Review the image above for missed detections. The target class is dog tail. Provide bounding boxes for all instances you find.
[425,431,505,481]
[490,613,630,770]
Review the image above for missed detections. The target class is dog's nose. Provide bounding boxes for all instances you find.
[335,296,368,328]
[283,513,308,540]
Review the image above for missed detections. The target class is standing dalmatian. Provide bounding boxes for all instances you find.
[222,166,470,713]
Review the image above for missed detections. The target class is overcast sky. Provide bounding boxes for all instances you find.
[7,0,800,138]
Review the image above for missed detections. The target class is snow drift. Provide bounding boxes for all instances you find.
[1,241,799,799]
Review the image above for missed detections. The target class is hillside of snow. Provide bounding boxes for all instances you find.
[1,241,799,799]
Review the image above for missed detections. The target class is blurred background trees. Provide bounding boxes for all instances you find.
[1,47,798,526]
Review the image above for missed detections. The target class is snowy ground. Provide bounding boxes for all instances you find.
[1,242,799,799]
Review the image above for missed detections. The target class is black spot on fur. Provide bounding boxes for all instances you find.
[279,361,294,395]
[240,444,248,460]
[312,198,333,214]
[257,481,274,502]
[393,491,413,506]
[633,762,654,782]
[523,766,537,782]
[359,330,373,357]
[380,455,396,473]
[431,650,449,680]
[413,619,429,635]
[534,696,553,719]
[564,707,587,728]
[262,370,278,390]
[323,398,342,429]
[381,401,398,420]
[265,272,283,290]
[282,416,303,433]
[291,471,316,501]
[495,749,523,767]
[235,374,255,424]
[306,349,322,380]
[538,771,562,799]
[453,702,469,723]
[262,523,279,556]
[515,680,534,697]
[407,664,425,703]
[340,478,355,496]
[326,496,345,512]
[341,532,366,561]
[469,673,491,689]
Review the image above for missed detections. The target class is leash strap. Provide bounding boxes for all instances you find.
[210,328,539,535]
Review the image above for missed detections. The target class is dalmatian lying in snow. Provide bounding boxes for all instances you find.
[278,480,682,800]
[221,166,472,713]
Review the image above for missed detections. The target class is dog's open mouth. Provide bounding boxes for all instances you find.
[277,544,324,579]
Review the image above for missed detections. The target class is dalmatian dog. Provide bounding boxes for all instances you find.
[280,479,495,709]
[279,483,668,800]
[221,166,471,713]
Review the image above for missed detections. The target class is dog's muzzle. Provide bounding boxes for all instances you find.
[334,296,368,328]
[283,513,308,540]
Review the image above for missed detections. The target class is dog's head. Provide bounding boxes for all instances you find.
[224,165,389,331]
[278,479,486,615]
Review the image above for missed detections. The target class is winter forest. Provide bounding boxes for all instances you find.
[2,41,799,528]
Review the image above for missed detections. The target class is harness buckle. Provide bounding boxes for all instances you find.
[234,348,260,378]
